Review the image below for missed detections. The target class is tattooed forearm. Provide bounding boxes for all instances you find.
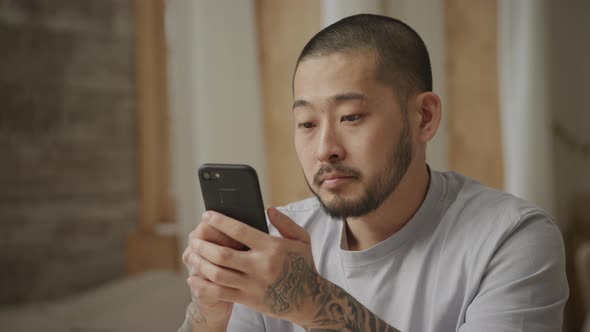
[304,280,400,332]
[264,252,400,332]
[264,252,321,314]
[178,301,207,332]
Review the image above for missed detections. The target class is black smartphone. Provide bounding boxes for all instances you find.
[198,163,269,234]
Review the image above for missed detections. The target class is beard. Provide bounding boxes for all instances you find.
[306,118,413,220]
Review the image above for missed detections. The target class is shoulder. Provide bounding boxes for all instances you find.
[441,170,546,218]
[438,171,561,242]
[435,171,565,280]
[436,172,568,328]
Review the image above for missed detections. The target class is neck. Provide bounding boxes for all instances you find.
[344,162,430,251]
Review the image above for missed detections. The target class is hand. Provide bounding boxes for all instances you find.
[182,214,244,329]
[187,207,327,327]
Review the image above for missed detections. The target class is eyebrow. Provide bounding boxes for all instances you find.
[292,91,368,111]
[292,99,311,110]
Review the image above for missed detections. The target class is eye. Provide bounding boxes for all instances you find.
[297,122,316,129]
[341,114,362,122]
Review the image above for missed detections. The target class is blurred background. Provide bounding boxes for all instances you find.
[0,0,588,331]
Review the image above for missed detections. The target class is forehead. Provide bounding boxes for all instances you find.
[293,50,383,99]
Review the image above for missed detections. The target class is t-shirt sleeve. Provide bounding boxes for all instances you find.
[459,212,569,332]
[227,303,266,332]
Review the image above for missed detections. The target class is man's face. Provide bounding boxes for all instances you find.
[293,50,414,219]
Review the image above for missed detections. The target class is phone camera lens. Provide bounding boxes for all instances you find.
[202,172,211,180]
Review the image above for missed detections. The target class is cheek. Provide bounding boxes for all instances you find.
[294,136,314,168]
[346,129,382,159]
[352,125,397,164]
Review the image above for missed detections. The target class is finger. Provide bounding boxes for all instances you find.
[182,247,192,266]
[204,211,269,250]
[191,238,251,273]
[184,249,210,278]
[187,275,242,303]
[267,207,310,243]
[182,247,194,273]
[193,216,244,250]
[183,251,207,279]
[188,250,246,289]
[186,276,219,305]
[185,252,213,279]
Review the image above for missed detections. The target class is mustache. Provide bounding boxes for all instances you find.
[313,164,361,186]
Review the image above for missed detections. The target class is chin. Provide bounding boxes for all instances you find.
[319,188,356,201]
[321,193,362,210]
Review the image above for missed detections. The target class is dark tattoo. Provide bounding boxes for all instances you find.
[265,253,321,314]
[264,252,400,332]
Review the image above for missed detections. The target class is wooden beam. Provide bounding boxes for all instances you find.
[133,0,173,231]
[129,0,177,274]
[445,0,504,189]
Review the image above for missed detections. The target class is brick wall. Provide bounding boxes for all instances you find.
[0,0,138,306]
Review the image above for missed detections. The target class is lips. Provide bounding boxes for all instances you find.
[313,164,361,188]
[318,174,357,189]
[319,173,354,184]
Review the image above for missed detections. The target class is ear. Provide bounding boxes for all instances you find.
[413,92,441,143]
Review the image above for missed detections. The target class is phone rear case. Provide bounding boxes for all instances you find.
[198,164,268,233]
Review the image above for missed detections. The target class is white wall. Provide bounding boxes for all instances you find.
[166,0,267,253]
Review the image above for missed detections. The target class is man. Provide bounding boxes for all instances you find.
[179,14,568,332]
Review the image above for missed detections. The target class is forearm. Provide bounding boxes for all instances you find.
[262,252,400,332]
[302,281,400,332]
[178,302,227,332]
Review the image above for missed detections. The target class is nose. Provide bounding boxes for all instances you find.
[316,124,345,163]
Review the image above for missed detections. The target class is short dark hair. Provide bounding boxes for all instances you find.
[295,14,432,103]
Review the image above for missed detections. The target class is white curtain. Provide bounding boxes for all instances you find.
[498,0,556,218]
[499,0,590,229]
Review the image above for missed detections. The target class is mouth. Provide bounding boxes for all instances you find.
[313,164,361,189]
[319,174,356,188]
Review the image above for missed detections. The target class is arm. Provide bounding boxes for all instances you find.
[177,303,229,332]
[177,302,223,332]
[264,252,399,332]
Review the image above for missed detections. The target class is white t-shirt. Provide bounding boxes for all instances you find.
[227,170,569,332]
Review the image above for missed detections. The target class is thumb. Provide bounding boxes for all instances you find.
[267,207,310,243]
